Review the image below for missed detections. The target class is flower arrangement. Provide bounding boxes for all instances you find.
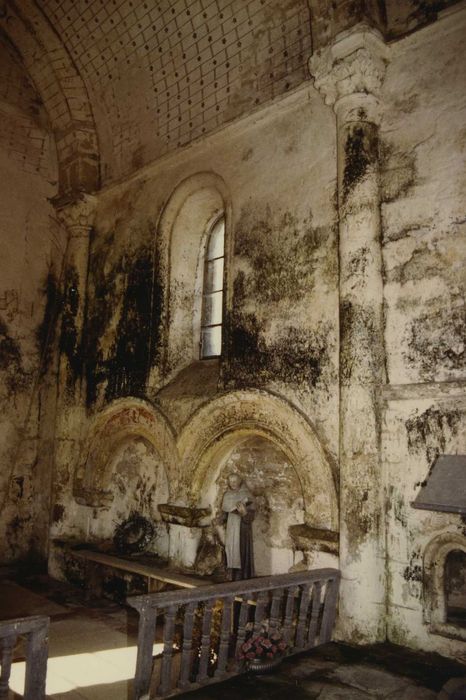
[238,623,287,664]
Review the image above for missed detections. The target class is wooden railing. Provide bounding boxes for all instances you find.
[129,568,340,700]
[0,615,49,700]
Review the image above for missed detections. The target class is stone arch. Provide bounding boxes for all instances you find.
[156,171,232,373]
[177,389,338,531]
[423,531,466,634]
[0,0,100,195]
[74,398,178,507]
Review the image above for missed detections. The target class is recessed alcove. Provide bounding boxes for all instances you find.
[445,549,466,628]
[423,533,466,641]
[201,434,306,575]
[85,437,170,558]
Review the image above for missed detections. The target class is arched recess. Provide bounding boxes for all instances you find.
[0,0,100,195]
[156,171,231,376]
[177,389,338,531]
[74,398,178,508]
[423,531,466,638]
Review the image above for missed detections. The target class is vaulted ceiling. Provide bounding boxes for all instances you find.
[0,0,459,194]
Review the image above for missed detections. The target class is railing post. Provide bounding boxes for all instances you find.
[24,620,49,700]
[215,597,234,678]
[0,636,14,699]
[178,602,196,690]
[134,607,157,700]
[234,597,250,664]
[295,585,311,649]
[319,576,340,644]
[253,591,268,635]
[307,581,322,647]
[197,600,214,683]
[269,588,283,630]
[158,606,177,696]
[283,586,298,646]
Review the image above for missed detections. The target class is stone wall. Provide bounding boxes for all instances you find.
[48,85,340,578]
[381,4,466,662]
[0,39,60,561]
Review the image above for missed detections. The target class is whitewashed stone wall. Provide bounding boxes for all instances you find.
[380,3,466,661]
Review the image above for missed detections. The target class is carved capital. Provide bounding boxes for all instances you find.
[53,193,97,234]
[309,25,389,123]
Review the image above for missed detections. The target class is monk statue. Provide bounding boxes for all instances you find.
[219,473,255,580]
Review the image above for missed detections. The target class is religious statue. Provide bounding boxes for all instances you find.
[219,473,255,580]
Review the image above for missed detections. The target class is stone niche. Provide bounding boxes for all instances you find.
[84,436,170,558]
[424,532,466,641]
[198,434,308,575]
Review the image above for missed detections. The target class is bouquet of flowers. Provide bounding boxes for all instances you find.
[238,623,287,663]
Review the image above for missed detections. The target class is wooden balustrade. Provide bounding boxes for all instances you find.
[0,616,49,700]
[129,568,340,700]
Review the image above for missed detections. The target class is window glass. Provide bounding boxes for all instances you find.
[201,325,222,358]
[207,218,225,258]
[202,291,223,326]
[201,216,224,358]
[204,258,224,293]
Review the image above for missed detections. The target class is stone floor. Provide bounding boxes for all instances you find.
[1,571,465,700]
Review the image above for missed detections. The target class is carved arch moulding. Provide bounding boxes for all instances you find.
[177,389,339,532]
[74,398,178,508]
[0,0,100,195]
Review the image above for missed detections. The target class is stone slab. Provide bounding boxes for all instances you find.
[328,664,411,697]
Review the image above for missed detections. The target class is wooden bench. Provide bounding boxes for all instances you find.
[68,549,211,598]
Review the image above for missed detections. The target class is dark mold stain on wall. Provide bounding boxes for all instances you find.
[405,303,466,380]
[226,311,332,389]
[340,300,384,385]
[380,142,417,205]
[35,270,60,373]
[403,549,423,584]
[224,207,336,389]
[342,123,378,202]
[233,208,335,303]
[84,235,164,407]
[345,486,380,559]
[0,317,29,395]
[405,405,461,463]
[59,264,81,388]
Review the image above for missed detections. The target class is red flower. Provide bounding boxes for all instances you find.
[246,651,255,659]
[262,638,272,648]
[266,652,274,659]
[271,645,277,653]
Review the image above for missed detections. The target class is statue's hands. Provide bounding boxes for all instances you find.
[236,502,247,516]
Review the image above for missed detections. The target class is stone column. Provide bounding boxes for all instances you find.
[43,195,96,557]
[54,194,96,401]
[310,27,389,642]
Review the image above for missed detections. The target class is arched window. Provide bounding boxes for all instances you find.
[200,216,225,358]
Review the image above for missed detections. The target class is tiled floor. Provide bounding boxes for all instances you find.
[1,573,465,699]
